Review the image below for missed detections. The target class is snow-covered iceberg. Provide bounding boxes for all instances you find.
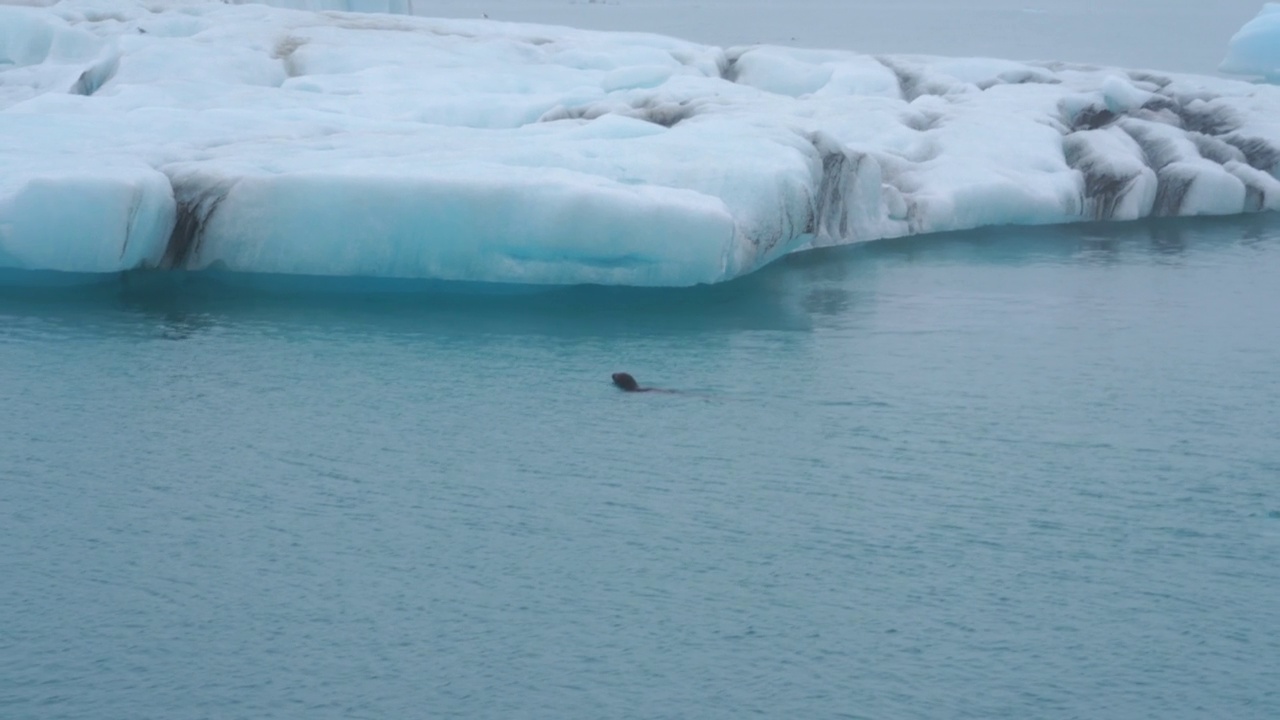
[1221,3,1280,81]
[4,0,1280,286]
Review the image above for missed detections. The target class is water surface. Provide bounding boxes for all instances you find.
[3,216,1279,719]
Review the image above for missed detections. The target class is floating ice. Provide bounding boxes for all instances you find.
[1221,3,1280,81]
[3,1,1280,285]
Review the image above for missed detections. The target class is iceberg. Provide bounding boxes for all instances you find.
[3,0,1280,286]
[1221,3,1280,81]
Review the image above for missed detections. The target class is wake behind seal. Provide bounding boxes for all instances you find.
[612,372,680,394]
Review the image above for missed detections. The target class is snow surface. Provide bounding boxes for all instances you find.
[4,0,1280,285]
[1221,3,1280,81]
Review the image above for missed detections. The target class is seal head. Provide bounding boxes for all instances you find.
[612,372,642,391]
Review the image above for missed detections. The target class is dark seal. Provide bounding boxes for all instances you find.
[612,372,646,392]
[612,372,681,395]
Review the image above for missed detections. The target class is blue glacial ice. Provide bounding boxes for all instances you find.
[3,0,1280,286]
[1221,3,1280,81]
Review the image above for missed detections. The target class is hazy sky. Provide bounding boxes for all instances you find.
[8,0,1265,74]
[407,0,1267,75]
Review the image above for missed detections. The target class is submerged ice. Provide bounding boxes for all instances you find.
[4,1,1280,285]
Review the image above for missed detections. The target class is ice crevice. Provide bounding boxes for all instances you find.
[69,49,119,96]
[4,0,1280,286]
[161,170,235,270]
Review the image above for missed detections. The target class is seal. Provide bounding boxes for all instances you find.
[612,372,682,395]
[612,372,646,392]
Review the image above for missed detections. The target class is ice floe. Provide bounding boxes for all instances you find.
[3,0,1280,285]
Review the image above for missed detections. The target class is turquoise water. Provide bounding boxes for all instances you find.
[3,216,1279,719]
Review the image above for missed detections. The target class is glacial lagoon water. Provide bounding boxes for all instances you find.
[2,216,1279,719]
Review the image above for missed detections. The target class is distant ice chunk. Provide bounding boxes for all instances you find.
[1221,3,1280,81]
[3,1,1280,286]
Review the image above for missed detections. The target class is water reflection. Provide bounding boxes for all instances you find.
[828,213,1279,267]
[0,214,1276,341]
[154,312,215,341]
[1147,223,1188,256]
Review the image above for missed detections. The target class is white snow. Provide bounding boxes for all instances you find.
[1221,3,1280,81]
[3,0,1280,285]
